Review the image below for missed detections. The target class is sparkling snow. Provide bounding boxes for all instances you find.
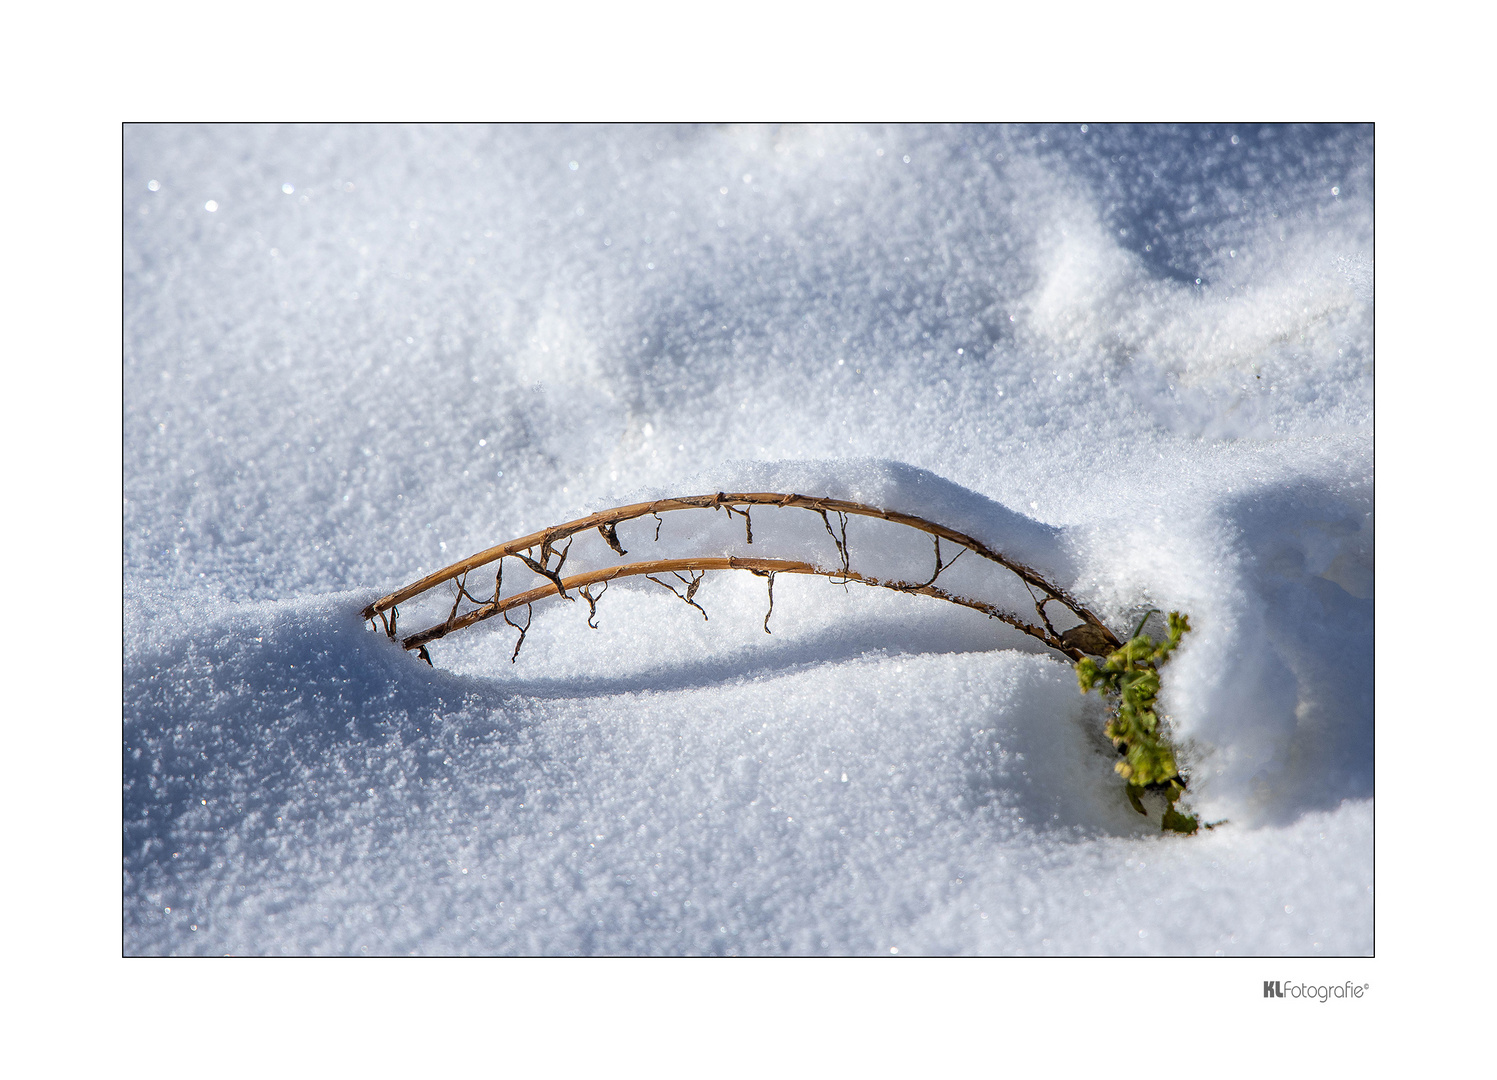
[124,124,1373,955]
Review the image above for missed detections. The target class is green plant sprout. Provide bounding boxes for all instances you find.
[1075,610,1198,834]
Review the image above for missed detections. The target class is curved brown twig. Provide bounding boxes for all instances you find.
[397,557,1094,656]
[363,491,1124,663]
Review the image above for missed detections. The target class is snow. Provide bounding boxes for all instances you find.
[124,123,1372,955]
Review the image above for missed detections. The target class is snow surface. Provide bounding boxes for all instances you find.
[124,124,1373,955]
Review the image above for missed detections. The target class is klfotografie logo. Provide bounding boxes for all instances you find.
[1263,981,1369,1001]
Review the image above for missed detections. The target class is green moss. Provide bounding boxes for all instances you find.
[1076,610,1197,834]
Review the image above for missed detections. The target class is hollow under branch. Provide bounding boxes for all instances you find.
[395,556,1099,659]
[363,491,1119,654]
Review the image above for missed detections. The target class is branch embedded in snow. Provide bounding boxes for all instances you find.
[364,491,1125,662]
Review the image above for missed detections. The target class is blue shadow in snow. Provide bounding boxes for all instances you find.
[1225,477,1374,820]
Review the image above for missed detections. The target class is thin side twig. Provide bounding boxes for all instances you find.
[816,508,851,578]
[714,495,753,544]
[648,570,709,621]
[503,604,533,663]
[892,534,965,592]
[517,537,575,601]
[579,578,609,629]
[750,569,777,633]
[597,523,628,557]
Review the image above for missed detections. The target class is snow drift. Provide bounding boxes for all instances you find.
[124,123,1372,954]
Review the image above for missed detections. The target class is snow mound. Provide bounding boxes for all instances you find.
[124,123,1372,955]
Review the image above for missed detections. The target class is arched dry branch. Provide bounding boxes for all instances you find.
[362,492,1124,662]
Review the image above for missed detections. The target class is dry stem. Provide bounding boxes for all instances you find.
[365,492,1124,662]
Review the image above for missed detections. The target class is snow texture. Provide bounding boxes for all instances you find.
[124,124,1373,955]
